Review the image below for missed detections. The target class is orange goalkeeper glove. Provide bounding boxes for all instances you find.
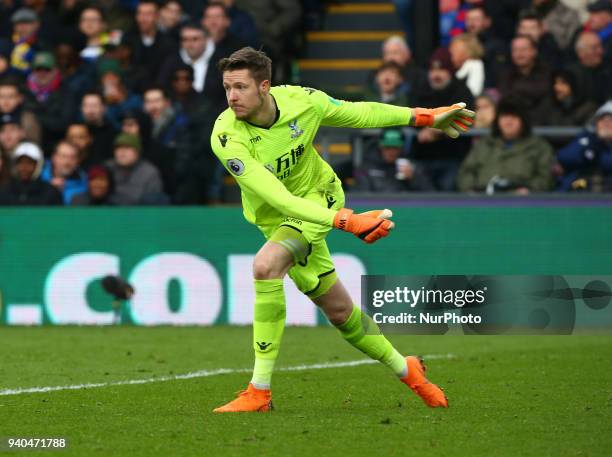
[333,208,394,244]
[411,102,475,138]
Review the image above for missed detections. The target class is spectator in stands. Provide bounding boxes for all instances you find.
[380,35,427,106]
[71,164,114,205]
[105,133,166,205]
[159,0,185,42]
[220,0,260,48]
[474,92,497,129]
[122,0,176,83]
[354,128,433,192]
[411,47,474,191]
[0,113,26,160]
[97,59,142,128]
[516,9,562,69]
[368,62,409,105]
[158,22,225,109]
[9,8,45,75]
[486,0,532,42]
[66,123,94,168]
[586,0,612,61]
[533,69,598,126]
[54,42,96,101]
[22,0,62,48]
[464,5,508,87]
[142,86,193,203]
[567,31,612,105]
[458,99,554,193]
[557,100,612,192]
[243,0,302,83]
[0,141,62,205]
[0,79,41,144]
[79,91,118,166]
[0,40,19,81]
[202,2,245,56]
[449,33,485,97]
[78,7,108,61]
[498,35,552,114]
[27,51,77,150]
[103,40,148,95]
[532,0,582,51]
[0,147,10,186]
[167,64,221,203]
[40,140,87,204]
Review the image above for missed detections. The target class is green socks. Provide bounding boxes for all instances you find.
[251,279,286,389]
[335,306,407,378]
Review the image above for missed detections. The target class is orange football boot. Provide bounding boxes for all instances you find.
[213,383,273,413]
[400,356,448,408]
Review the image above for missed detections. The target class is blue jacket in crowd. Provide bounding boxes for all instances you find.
[557,130,612,191]
[40,161,88,204]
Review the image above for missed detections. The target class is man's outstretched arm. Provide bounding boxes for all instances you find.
[310,89,475,138]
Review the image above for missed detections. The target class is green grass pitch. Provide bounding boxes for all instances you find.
[0,327,610,456]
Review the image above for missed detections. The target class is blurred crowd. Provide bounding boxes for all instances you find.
[363,0,612,193]
[0,0,610,206]
[0,0,304,205]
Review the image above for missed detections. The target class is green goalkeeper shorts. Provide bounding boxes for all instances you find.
[258,177,344,299]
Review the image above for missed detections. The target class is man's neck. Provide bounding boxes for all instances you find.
[246,93,277,128]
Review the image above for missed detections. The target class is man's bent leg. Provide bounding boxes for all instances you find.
[312,280,407,378]
[313,279,448,408]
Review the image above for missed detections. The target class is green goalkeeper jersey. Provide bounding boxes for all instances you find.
[211,85,413,228]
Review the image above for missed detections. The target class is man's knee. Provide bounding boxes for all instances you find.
[325,305,352,326]
[253,257,276,280]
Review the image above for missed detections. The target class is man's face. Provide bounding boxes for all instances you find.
[203,6,230,41]
[517,19,543,43]
[32,67,55,85]
[81,95,105,124]
[428,68,451,90]
[375,68,403,95]
[114,146,139,167]
[380,146,401,164]
[466,9,488,35]
[160,1,182,29]
[66,125,92,153]
[14,20,40,40]
[55,43,77,69]
[15,156,37,181]
[589,11,611,32]
[0,123,25,150]
[0,86,22,113]
[136,3,158,33]
[223,69,268,120]
[512,37,537,68]
[449,40,469,69]
[143,89,167,119]
[577,33,604,67]
[596,114,612,142]
[52,142,79,177]
[89,175,110,199]
[180,28,207,60]
[382,42,410,66]
[172,70,193,96]
[79,8,105,37]
[498,114,522,140]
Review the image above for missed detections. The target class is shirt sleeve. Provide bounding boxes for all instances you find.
[307,88,413,128]
[211,131,337,227]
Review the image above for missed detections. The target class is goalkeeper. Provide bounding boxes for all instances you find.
[211,47,474,413]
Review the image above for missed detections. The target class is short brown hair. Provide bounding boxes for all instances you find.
[217,47,272,83]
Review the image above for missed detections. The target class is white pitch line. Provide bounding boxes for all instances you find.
[0,354,455,397]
